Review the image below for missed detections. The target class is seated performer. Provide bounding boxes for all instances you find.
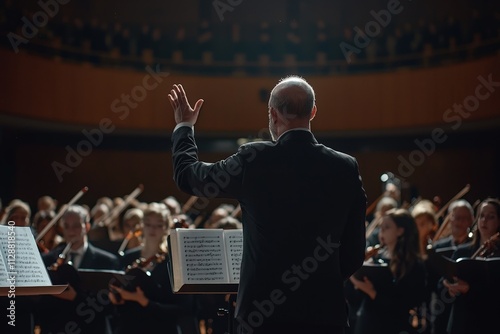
[36,204,120,334]
[109,202,198,334]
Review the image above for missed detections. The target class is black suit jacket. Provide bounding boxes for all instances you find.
[172,126,366,329]
[42,242,120,270]
[38,242,120,334]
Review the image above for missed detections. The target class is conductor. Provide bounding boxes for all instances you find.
[169,76,367,334]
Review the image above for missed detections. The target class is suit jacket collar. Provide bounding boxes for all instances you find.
[79,243,96,269]
[276,128,317,145]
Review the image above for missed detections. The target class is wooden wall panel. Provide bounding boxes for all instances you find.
[1,49,499,134]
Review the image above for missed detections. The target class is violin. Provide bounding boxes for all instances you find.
[47,242,81,289]
[111,251,167,302]
[432,184,471,242]
[37,240,50,254]
[117,228,143,256]
[365,244,385,261]
[126,252,166,273]
[472,232,500,259]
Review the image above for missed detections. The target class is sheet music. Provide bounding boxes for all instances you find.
[0,234,8,284]
[0,226,52,287]
[178,229,228,283]
[224,229,243,283]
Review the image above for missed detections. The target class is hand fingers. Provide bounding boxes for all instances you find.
[168,94,177,110]
[172,84,182,100]
[178,84,187,102]
[108,291,117,303]
[170,89,178,101]
[193,99,204,113]
[110,285,123,293]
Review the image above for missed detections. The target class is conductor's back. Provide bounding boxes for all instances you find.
[169,76,367,334]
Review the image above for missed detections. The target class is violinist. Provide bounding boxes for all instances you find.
[442,198,500,334]
[163,195,182,216]
[108,202,198,334]
[202,205,231,229]
[37,195,58,212]
[32,209,63,253]
[365,196,398,247]
[429,199,474,334]
[349,209,426,334]
[88,201,112,242]
[0,198,31,226]
[36,205,120,334]
[345,196,397,334]
[116,208,144,253]
[432,199,474,249]
[410,199,438,258]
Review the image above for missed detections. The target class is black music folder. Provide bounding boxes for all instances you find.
[352,262,394,289]
[77,269,129,293]
[433,246,456,259]
[426,251,500,284]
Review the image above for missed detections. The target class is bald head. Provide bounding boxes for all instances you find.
[269,76,315,119]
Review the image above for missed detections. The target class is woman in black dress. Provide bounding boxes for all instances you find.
[442,198,500,334]
[109,202,198,334]
[350,208,427,334]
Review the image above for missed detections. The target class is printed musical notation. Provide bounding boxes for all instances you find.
[169,228,244,292]
[0,226,52,287]
[225,230,243,282]
[181,233,226,282]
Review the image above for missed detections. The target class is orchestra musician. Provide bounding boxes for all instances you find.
[117,207,144,253]
[346,196,397,333]
[365,196,398,247]
[36,204,120,334]
[0,198,31,226]
[409,199,445,333]
[410,199,438,258]
[88,186,144,253]
[32,209,63,253]
[202,205,231,229]
[428,199,474,334]
[108,202,198,334]
[441,198,500,334]
[88,201,112,242]
[163,195,182,216]
[350,208,426,334]
[37,195,58,212]
[432,199,474,249]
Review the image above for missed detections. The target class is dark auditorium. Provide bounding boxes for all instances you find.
[0,1,499,334]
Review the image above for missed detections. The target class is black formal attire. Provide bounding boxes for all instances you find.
[353,255,427,334]
[172,126,367,334]
[36,242,120,334]
[0,296,35,334]
[111,248,199,334]
[429,235,472,334]
[41,242,120,270]
[445,242,499,334]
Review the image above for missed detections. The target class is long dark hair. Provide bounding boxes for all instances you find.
[472,198,500,249]
[386,208,421,279]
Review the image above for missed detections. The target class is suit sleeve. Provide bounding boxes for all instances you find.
[339,159,367,280]
[171,126,246,199]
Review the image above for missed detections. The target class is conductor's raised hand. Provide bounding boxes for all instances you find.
[168,84,204,126]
